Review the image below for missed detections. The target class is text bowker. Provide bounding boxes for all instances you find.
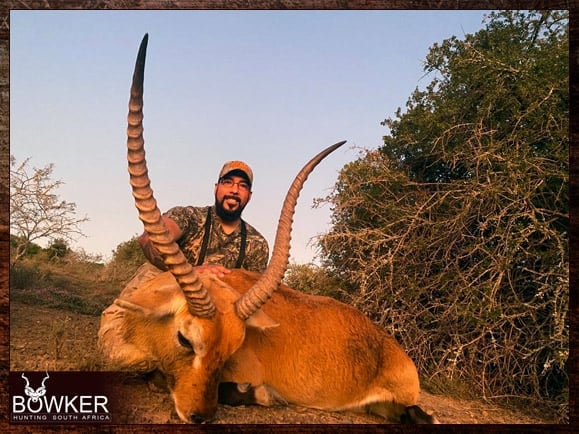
[12,394,110,414]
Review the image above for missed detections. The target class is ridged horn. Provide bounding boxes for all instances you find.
[235,140,346,320]
[127,34,216,318]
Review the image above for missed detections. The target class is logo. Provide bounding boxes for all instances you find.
[11,372,112,424]
[22,372,49,402]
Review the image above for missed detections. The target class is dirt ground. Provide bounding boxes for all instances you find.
[9,302,555,425]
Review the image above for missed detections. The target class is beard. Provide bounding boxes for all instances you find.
[215,195,246,222]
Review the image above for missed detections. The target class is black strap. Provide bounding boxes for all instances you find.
[235,220,247,268]
[196,207,213,266]
[197,207,247,268]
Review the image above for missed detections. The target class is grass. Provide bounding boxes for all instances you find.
[10,257,129,316]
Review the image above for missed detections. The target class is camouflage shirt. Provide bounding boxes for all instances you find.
[164,205,269,272]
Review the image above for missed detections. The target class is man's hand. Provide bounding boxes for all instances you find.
[138,216,183,271]
[194,264,231,278]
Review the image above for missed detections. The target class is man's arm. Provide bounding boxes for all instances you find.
[138,216,183,270]
[137,214,230,277]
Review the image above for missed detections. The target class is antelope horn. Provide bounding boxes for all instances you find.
[235,140,346,320]
[40,372,50,388]
[127,34,216,318]
[21,373,30,389]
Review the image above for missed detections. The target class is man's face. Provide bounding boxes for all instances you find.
[214,174,252,221]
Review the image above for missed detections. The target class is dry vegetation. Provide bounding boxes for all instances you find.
[314,11,569,422]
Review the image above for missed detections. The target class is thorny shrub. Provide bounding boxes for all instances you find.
[318,146,568,420]
[317,11,568,420]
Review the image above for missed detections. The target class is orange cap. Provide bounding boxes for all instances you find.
[218,161,253,185]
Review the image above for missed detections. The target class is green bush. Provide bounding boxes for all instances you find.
[10,262,42,289]
[283,263,346,301]
[317,11,568,420]
[103,236,146,285]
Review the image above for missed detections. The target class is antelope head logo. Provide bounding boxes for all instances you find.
[21,372,50,402]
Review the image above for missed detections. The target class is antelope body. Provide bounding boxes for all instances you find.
[98,34,436,424]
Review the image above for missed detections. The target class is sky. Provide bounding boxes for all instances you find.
[10,10,491,265]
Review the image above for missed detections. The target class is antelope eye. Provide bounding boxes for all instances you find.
[177,331,194,352]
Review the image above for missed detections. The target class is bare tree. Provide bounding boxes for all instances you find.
[9,155,89,266]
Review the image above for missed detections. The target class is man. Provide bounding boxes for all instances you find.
[138,160,269,277]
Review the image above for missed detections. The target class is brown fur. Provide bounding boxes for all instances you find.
[99,265,430,423]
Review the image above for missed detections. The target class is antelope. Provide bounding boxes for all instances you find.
[98,34,437,424]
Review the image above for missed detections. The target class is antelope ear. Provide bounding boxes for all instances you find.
[245,308,280,330]
[206,274,279,329]
[98,302,160,372]
[116,265,186,316]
